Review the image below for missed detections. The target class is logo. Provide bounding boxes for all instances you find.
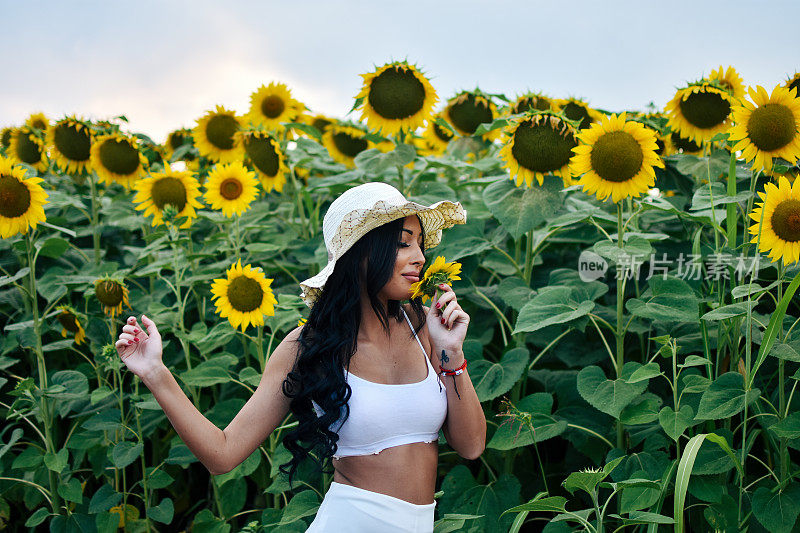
[578,250,607,282]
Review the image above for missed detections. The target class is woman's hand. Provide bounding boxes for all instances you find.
[427,283,469,354]
[115,315,164,378]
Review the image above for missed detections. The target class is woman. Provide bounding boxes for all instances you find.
[115,182,486,532]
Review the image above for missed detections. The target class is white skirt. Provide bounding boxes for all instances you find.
[306,481,436,532]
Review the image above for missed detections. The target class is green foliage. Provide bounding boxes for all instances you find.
[2,113,799,533]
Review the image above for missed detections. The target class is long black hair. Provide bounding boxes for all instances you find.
[279,215,427,484]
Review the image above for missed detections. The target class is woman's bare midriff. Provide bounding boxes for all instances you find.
[332,441,440,504]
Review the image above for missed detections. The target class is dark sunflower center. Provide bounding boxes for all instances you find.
[220,177,243,200]
[511,119,577,173]
[244,135,280,176]
[513,97,550,114]
[433,122,453,143]
[150,177,187,211]
[58,313,80,333]
[678,90,731,129]
[0,174,31,218]
[1,129,11,148]
[312,118,332,132]
[168,132,185,150]
[261,95,286,119]
[205,114,239,150]
[448,95,493,135]
[671,132,702,152]
[332,132,368,158]
[96,280,124,307]
[367,66,426,120]
[99,139,140,175]
[561,102,593,129]
[589,131,644,182]
[770,199,800,242]
[54,123,91,162]
[32,119,47,130]
[226,276,263,312]
[14,130,42,165]
[746,103,796,152]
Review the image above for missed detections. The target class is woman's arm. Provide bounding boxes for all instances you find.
[119,317,299,475]
[432,345,486,460]
[422,285,487,459]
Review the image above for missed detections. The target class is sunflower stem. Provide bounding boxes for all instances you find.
[777,261,788,483]
[89,171,101,265]
[25,231,62,515]
[255,325,266,372]
[234,216,242,263]
[615,201,625,450]
[739,188,766,523]
[726,150,738,248]
[523,229,534,286]
[134,378,154,533]
[288,168,308,240]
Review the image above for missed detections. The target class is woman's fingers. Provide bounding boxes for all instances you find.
[119,332,136,343]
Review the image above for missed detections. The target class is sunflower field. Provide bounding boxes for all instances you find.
[2,62,800,532]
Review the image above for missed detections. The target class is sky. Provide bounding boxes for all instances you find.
[3,1,798,142]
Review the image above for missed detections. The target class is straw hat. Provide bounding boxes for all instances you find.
[299,182,467,307]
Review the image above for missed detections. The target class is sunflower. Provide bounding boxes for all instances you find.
[164,128,190,160]
[203,161,260,217]
[665,82,736,144]
[25,112,49,132]
[193,105,244,163]
[133,168,203,228]
[784,72,800,99]
[554,98,604,129]
[301,113,336,136]
[94,276,130,319]
[47,116,93,175]
[1,127,13,148]
[56,305,86,345]
[509,92,553,115]
[8,126,49,172]
[90,133,148,189]
[499,111,579,188]
[669,131,703,154]
[749,175,800,265]
[297,317,307,327]
[355,61,438,136]
[571,112,664,203]
[322,123,371,168]
[444,90,498,139]
[708,65,745,101]
[0,156,49,239]
[235,129,289,193]
[409,256,462,304]
[728,84,800,173]
[247,82,301,130]
[210,259,278,332]
[655,132,674,157]
[422,114,455,154]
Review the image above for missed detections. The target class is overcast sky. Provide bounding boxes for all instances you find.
[3,1,798,142]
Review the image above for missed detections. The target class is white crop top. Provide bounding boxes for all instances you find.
[312,307,448,459]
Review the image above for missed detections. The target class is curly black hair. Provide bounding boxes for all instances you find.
[280,215,428,485]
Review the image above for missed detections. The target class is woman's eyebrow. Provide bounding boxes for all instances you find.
[402,228,423,243]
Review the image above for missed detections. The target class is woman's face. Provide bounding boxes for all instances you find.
[378,215,426,301]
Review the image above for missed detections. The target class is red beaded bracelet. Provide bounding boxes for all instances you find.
[439,358,467,376]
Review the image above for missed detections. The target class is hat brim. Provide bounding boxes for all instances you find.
[299,198,467,307]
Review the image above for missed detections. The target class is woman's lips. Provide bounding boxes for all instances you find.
[402,274,420,282]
